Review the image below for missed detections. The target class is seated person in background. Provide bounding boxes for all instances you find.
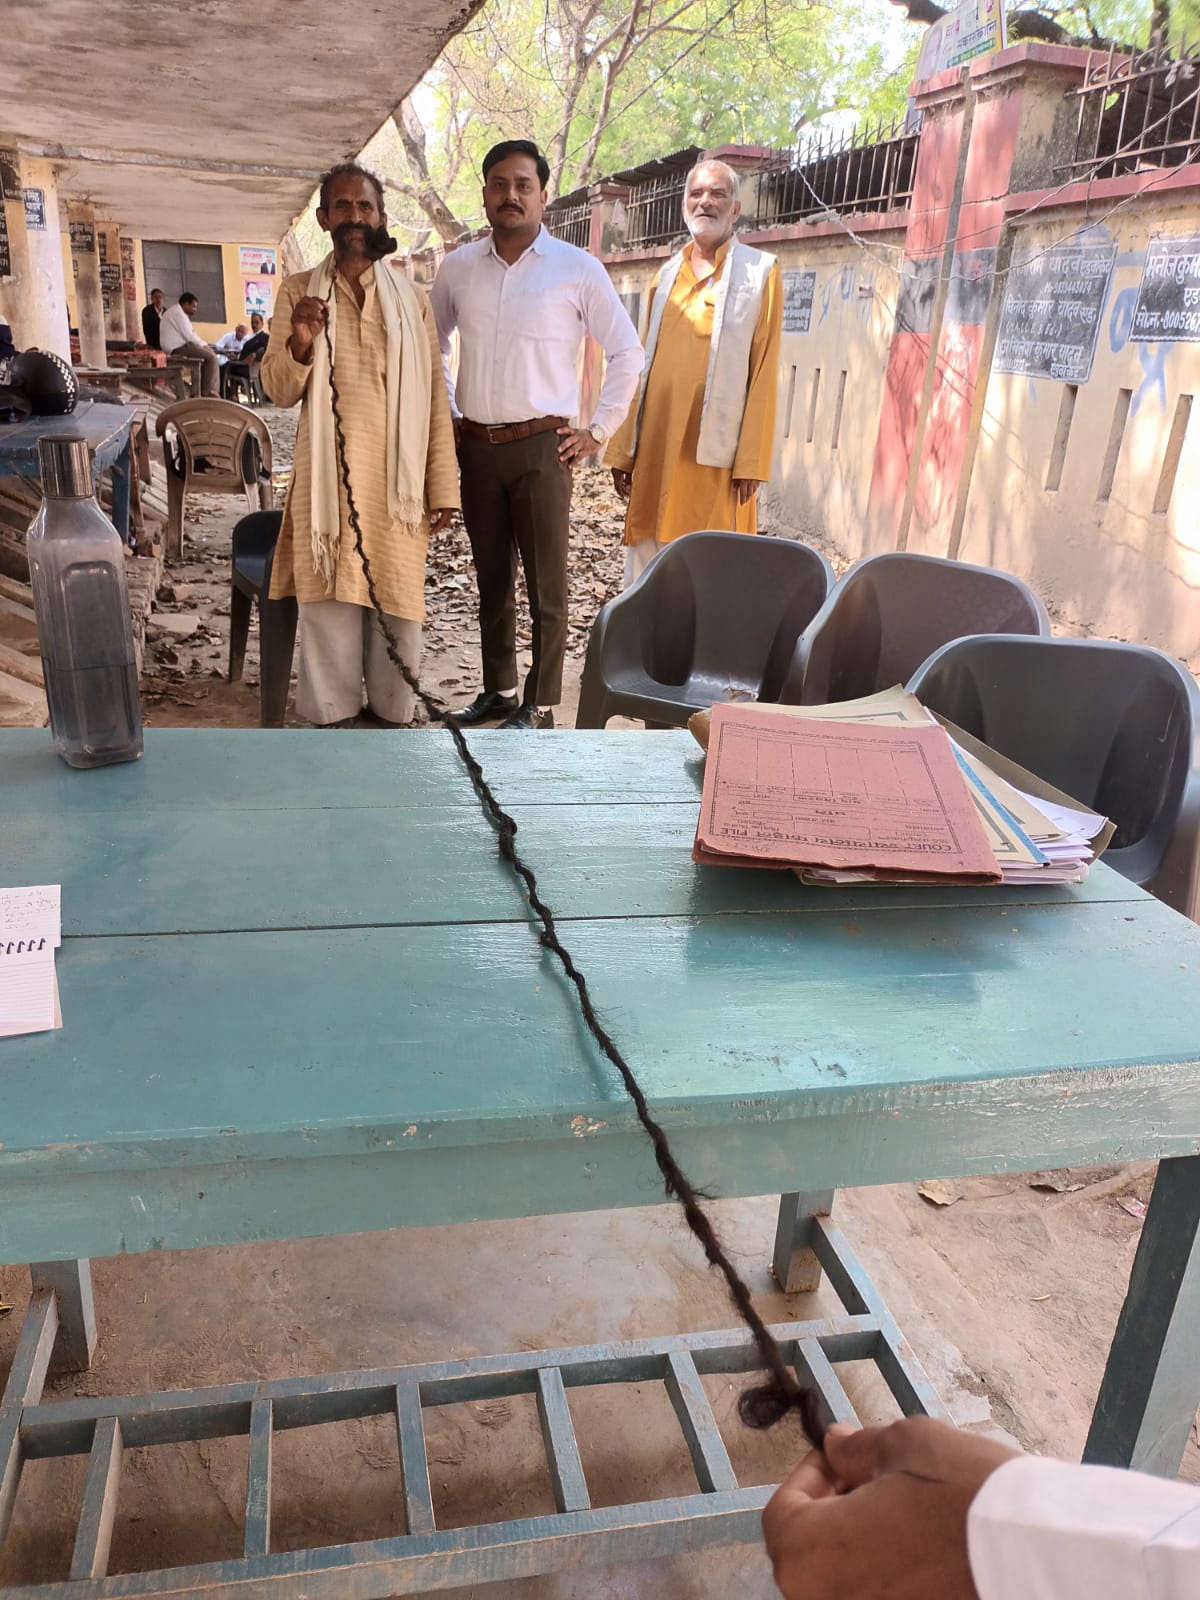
[763,1416,1200,1600]
[0,318,14,362]
[239,312,269,361]
[215,323,249,361]
[215,323,250,398]
[141,288,165,350]
[158,292,219,397]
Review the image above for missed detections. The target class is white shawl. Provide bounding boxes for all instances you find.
[307,252,430,590]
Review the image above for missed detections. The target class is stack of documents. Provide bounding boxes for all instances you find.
[0,885,62,1038]
[689,692,1112,888]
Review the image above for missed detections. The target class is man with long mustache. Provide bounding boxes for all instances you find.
[432,139,642,729]
[262,163,458,726]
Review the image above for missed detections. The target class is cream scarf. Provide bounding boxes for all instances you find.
[307,251,430,590]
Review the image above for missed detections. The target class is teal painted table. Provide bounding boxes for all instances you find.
[2,728,1200,1594]
[0,404,134,539]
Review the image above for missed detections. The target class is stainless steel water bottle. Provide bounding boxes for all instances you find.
[27,435,143,768]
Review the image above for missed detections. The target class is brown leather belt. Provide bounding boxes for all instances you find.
[459,414,567,445]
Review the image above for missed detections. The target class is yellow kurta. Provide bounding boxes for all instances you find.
[606,242,783,546]
[263,266,459,621]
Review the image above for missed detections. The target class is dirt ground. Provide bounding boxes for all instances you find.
[2,399,1196,1593]
[137,403,628,733]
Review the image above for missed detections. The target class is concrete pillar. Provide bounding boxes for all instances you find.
[67,202,106,368]
[587,181,631,257]
[864,67,971,556]
[865,43,1093,557]
[936,46,1093,559]
[95,220,125,347]
[0,147,71,359]
[119,234,140,342]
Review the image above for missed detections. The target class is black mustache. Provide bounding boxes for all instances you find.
[332,222,397,259]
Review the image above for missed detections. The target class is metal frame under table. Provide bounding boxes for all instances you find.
[2,727,1200,1595]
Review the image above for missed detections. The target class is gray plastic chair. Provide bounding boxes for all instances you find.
[576,531,834,729]
[779,551,1049,705]
[908,634,1200,917]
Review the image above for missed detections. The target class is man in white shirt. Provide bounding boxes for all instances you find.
[763,1415,1200,1599]
[215,324,249,360]
[215,324,250,398]
[158,292,220,397]
[431,139,643,729]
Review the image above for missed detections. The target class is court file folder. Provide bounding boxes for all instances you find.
[693,703,1001,883]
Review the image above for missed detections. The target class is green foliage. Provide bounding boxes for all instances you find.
[418,0,921,215]
[1015,0,1200,48]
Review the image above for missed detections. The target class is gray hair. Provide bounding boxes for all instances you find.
[683,159,741,201]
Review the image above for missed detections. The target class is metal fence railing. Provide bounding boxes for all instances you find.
[1064,44,1200,179]
[755,120,918,226]
[623,172,690,249]
[544,201,592,249]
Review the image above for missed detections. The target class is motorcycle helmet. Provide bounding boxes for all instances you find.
[9,349,78,415]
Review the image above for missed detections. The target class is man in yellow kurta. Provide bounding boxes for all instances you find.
[605,159,783,587]
[263,163,458,726]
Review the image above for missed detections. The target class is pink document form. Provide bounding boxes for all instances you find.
[694,704,1001,881]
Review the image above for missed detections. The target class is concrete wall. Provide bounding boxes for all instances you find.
[760,225,905,565]
[959,198,1200,664]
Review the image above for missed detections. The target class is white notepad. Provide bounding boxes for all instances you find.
[0,885,62,1039]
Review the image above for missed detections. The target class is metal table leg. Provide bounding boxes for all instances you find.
[29,1260,96,1375]
[772,1190,835,1293]
[1085,1153,1200,1476]
[108,434,132,540]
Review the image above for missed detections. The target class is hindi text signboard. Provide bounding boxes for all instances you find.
[994,238,1115,382]
[782,269,817,334]
[1132,234,1200,343]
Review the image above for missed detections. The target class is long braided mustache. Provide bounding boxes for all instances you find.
[324,320,824,1439]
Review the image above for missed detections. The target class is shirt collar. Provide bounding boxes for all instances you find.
[487,224,548,266]
[685,237,732,271]
[335,263,375,292]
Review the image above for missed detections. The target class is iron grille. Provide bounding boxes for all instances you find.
[755,121,918,226]
[624,172,690,249]
[544,202,592,249]
[1064,44,1200,179]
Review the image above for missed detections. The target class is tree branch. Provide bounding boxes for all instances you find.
[392,97,472,243]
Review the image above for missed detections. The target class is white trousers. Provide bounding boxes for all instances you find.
[623,538,668,589]
[296,599,422,726]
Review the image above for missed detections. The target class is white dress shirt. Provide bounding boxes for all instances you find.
[158,303,205,354]
[214,331,246,366]
[969,1456,1200,1599]
[430,227,643,434]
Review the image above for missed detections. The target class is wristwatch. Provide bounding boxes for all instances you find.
[588,422,609,445]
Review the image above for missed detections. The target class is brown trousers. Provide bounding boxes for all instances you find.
[458,429,573,707]
[173,339,220,398]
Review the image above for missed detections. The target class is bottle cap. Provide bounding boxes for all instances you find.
[37,435,93,498]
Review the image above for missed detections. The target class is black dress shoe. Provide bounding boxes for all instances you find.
[445,690,518,726]
[499,703,555,729]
